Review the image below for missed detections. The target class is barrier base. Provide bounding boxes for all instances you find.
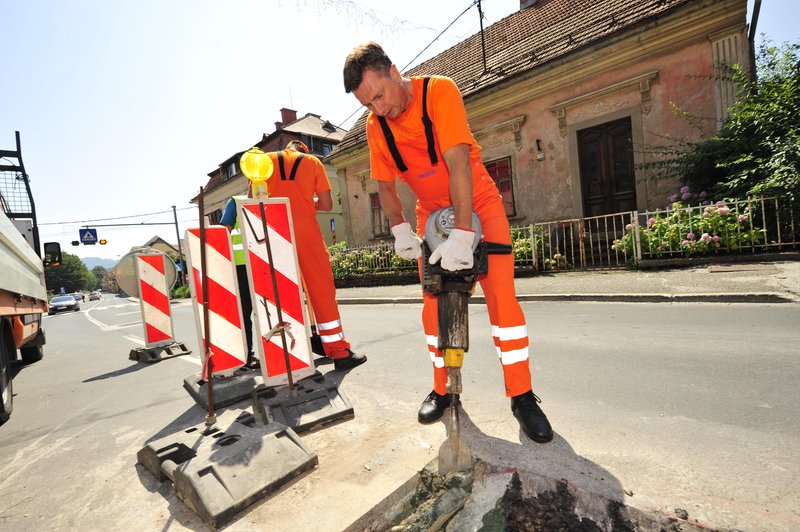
[129,342,191,364]
[183,368,258,411]
[255,372,354,434]
[137,408,317,528]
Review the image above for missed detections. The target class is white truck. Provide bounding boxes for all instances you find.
[0,131,60,423]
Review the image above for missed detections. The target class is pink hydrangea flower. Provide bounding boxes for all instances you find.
[716,200,727,208]
[738,214,748,222]
[669,194,679,203]
[717,207,731,216]
[687,232,696,239]
[681,240,689,246]
[648,217,656,227]
[680,186,690,194]
[681,192,691,200]
[702,212,710,219]
[625,223,632,231]
[700,233,711,243]
[699,191,708,198]
[712,235,720,242]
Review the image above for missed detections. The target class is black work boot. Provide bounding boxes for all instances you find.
[418,390,451,424]
[333,350,367,371]
[511,391,553,443]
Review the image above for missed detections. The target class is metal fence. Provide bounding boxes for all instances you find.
[328,196,800,279]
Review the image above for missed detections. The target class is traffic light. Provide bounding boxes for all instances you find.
[99,239,107,245]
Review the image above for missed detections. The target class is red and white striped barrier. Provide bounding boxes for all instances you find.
[185,225,248,376]
[237,198,314,387]
[135,253,175,347]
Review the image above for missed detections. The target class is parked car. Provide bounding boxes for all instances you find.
[49,295,80,314]
[72,292,85,302]
[88,291,101,301]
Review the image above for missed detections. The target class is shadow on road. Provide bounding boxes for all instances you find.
[82,361,156,382]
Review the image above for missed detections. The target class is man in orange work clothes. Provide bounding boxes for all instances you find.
[343,42,552,443]
[221,140,366,371]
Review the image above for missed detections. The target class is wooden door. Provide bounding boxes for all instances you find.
[577,117,636,217]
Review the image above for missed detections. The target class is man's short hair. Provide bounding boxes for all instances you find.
[286,140,309,154]
[343,41,392,93]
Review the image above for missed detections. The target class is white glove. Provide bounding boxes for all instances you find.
[390,222,422,260]
[428,228,475,271]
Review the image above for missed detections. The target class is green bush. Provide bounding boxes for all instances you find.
[170,283,191,299]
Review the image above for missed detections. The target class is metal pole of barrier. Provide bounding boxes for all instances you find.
[257,199,296,395]
[198,187,216,425]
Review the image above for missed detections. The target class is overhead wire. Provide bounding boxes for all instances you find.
[39,205,196,226]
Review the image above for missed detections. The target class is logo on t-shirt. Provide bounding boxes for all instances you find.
[418,168,437,180]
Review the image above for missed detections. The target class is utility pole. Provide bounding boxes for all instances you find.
[172,205,185,285]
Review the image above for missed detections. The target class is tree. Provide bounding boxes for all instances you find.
[91,265,106,290]
[675,41,800,201]
[44,252,94,294]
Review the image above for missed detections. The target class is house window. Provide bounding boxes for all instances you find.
[224,160,239,181]
[208,209,222,225]
[485,157,516,217]
[322,144,332,156]
[370,193,390,238]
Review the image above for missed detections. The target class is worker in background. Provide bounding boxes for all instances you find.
[221,140,366,371]
[343,42,552,442]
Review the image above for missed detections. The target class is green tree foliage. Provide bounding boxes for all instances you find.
[665,41,800,201]
[44,252,94,294]
[91,265,106,290]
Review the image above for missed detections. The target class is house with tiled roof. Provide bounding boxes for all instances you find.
[192,108,347,244]
[327,0,751,245]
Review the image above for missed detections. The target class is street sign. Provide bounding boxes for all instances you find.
[79,228,98,245]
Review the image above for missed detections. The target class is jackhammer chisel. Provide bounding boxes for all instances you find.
[422,207,511,475]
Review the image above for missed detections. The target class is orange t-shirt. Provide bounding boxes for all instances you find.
[265,149,330,222]
[366,75,498,211]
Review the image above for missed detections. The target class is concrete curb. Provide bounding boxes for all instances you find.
[337,293,796,305]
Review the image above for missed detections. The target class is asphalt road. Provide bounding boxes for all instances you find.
[0,297,797,530]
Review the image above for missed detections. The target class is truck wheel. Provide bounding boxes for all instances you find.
[0,326,14,424]
[20,344,43,364]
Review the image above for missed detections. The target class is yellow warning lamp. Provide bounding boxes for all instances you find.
[239,147,273,198]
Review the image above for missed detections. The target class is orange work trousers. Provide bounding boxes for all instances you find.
[417,193,532,398]
[293,217,351,359]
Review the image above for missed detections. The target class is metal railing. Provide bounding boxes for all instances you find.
[510,211,634,272]
[327,196,799,279]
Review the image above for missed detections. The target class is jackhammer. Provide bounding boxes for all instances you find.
[421,207,511,475]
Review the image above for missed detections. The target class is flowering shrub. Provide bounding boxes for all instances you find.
[510,226,569,271]
[612,190,766,257]
[328,241,415,279]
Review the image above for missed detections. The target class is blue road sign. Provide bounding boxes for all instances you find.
[79,228,98,245]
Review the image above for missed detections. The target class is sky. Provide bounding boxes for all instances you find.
[1,0,796,264]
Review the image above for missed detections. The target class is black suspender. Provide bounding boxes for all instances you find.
[377,116,408,172]
[421,77,439,166]
[276,151,306,180]
[376,76,438,172]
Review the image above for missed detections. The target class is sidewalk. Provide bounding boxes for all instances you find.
[336,259,800,304]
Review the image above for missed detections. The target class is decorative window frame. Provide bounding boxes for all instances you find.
[549,71,658,138]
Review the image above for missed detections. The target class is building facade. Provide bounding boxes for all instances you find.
[327,0,751,245]
[193,108,347,245]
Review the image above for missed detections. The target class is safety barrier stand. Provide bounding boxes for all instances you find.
[128,253,192,363]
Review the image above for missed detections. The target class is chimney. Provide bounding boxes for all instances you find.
[520,0,539,8]
[280,108,297,125]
